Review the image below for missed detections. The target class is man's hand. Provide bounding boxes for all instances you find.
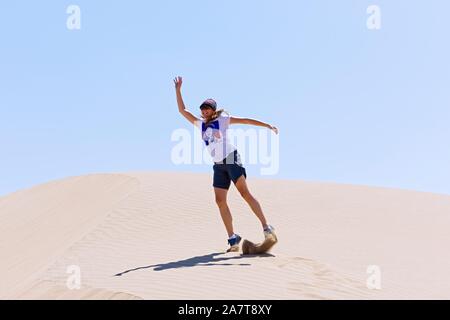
[269,125,279,134]
[173,76,183,90]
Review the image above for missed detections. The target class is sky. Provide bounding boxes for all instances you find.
[1,1,449,196]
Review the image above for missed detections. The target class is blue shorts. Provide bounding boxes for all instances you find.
[213,150,247,190]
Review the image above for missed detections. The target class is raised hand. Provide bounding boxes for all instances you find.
[173,76,183,90]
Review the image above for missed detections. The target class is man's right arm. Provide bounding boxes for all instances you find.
[174,76,199,125]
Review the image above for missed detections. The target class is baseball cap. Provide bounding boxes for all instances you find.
[199,99,217,111]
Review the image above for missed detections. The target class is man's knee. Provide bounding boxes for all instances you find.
[215,197,228,207]
[240,190,253,201]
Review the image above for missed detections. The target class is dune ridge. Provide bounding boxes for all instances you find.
[1,171,450,299]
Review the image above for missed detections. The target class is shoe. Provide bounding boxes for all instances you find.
[226,234,242,252]
[263,225,277,241]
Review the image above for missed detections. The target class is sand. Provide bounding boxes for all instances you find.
[1,171,449,299]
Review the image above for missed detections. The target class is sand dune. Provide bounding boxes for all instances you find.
[1,171,450,299]
[16,280,142,300]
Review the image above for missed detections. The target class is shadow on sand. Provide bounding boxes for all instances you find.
[114,252,275,276]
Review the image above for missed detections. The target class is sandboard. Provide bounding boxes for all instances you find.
[242,234,278,255]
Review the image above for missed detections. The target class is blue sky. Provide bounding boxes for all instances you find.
[1,1,449,196]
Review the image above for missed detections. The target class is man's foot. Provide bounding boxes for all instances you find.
[226,234,242,252]
[263,225,277,242]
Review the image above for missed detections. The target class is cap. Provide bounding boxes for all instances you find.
[199,99,217,111]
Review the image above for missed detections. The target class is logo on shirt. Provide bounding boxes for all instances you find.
[202,120,223,146]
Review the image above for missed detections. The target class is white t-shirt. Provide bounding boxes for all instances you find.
[195,113,237,162]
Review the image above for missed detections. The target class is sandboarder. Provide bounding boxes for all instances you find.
[174,76,278,252]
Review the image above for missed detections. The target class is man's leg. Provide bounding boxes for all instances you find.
[234,175,268,229]
[214,187,234,238]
